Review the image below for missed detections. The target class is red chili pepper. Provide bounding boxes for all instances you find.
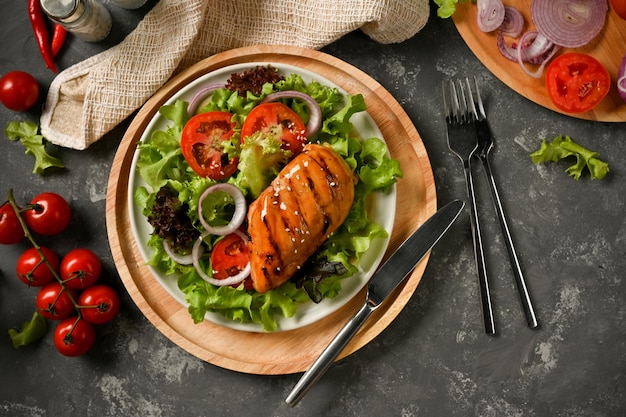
[27,0,57,73]
[51,24,67,58]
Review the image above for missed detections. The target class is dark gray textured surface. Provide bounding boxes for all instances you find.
[1,1,625,416]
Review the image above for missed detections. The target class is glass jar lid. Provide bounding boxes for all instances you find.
[40,0,84,23]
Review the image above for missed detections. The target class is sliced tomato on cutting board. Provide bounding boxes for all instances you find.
[545,53,611,114]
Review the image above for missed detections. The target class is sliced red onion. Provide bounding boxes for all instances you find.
[162,239,194,265]
[477,0,506,32]
[618,54,626,104]
[518,32,554,64]
[198,183,247,236]
[192,230,250,287]
[261,91,322,138]
[500,6,525,38]
[187,83,225,115]
[531,0,608,48]
[515,31,561,78]
[497,31,518,62]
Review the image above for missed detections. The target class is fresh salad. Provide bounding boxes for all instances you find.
[133,65,402,331]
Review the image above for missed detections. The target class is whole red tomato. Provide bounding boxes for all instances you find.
[36,282,77,320]
[60,248,102,290]
[0,203,24,245]
[23,192,71,236]
[16,246,60,287]
[612,0,626,19]
[53,316,96,357]
[78,285,120,325]
[0,71,40,112]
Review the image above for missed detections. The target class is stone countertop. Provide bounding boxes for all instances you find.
[1,1,625,416]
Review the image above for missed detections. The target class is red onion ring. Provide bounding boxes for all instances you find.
[500,6,525,38]
[618,54,626,104]
[477,0,506,32]
[515,31,561,78]
[531,0,608,48]
[192,230,251,287]
[187,83,225,115]
[261,90,322,138]
[162,239,194,265]
[197,183,247,236]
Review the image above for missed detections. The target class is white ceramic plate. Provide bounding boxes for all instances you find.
[127,62,396,332]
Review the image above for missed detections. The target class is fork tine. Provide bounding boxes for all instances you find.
[472,77,486,121]
[463,78,479,122]
[442,81,450,120]
[450,81,462,123]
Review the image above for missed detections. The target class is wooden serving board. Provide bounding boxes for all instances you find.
[106,45,437,375]
[453,1,626,122]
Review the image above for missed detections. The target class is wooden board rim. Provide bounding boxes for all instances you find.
[453,2,626,122]
[106,45,437,375]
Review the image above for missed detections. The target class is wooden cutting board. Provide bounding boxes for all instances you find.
[106,45,437,375]
[453,1,626,122]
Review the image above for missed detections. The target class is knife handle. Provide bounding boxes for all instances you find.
[285,301,374,407]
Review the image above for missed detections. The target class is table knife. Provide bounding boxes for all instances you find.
[285,199,465,407]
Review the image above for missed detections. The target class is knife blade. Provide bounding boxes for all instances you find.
[285,199,465,407]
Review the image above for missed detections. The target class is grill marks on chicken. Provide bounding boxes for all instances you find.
[247,144,356,293]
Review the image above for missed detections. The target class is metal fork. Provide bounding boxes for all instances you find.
[470,78,539,329]
[442,79,496,335]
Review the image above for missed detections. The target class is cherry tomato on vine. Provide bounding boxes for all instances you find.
[53,316,96,357]
[0,70,40,112]
[36,282,77,320]
[545,53,611,114]
[16,246,59,287]
[0,203,24,245]
[23,192,71,236]
[78,284,120,325]
[181,111,239,180]
[60,248,102,290]
[241,102,307,155]
[211,232,253,290]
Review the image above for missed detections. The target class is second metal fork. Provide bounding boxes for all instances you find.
[470,79,539,329]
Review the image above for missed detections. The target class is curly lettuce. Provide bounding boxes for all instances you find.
[530,135,609,180]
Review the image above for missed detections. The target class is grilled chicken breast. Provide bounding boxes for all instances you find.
[247,143,356,293]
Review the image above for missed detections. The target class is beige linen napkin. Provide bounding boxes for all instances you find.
[41,0,429,150]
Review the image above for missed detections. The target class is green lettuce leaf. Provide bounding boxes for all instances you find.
[530,135,610,180]
[4,121,64,174]
[433,0,475,18]
[8,311,47,348]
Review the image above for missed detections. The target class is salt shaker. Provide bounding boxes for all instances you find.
[40,0,112,43]
[111,0,148,9]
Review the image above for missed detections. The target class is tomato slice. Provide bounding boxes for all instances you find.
[545,52,611,114]
[211,232,252,290]
[241,102,307,155]
[181,111,238,180]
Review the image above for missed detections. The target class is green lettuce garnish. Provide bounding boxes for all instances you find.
[4,121,64,174]
[134,72,402,331]
[433,0,475,18]
[530,135,609,180]
[8,311,47,348]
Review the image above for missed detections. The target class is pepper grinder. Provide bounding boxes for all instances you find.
[40,0,112,43]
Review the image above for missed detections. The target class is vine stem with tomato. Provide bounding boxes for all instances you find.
[6,188,92,334]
